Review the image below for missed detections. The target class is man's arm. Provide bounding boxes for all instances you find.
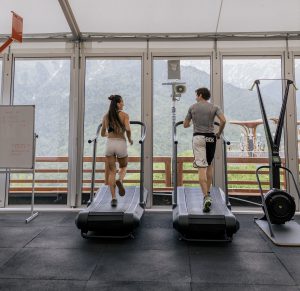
[184,106,192,128]
[215,113,226,139]
[183,118,192,128]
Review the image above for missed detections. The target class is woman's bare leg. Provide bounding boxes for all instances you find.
[107,156,117,199]
[117,157,128,181]
[116,157,128,196]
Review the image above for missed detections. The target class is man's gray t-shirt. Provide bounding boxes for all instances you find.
[185,101,223,133]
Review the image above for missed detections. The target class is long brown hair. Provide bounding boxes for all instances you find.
[107,95,125,133]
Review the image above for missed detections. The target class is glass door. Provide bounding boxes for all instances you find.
[82,58,142,204]
[0,58,2,95]
[11,58,71,205]
[222,57,284,205]
[295,58,300,181]
[152,57,211,205]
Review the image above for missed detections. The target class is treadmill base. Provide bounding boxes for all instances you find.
[178,233,233,242]
[81,230,135,239]
[173,187,239,241]
[76,186,147,239]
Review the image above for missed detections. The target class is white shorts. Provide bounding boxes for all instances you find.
[192,134,216,168]
[105,138,128,158]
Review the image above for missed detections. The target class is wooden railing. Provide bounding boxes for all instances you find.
[8,156,289,196]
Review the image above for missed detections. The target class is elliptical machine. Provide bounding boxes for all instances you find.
[252,79,300,246]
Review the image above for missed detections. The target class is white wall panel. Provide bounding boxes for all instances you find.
[219,0,300,32]
[0,0,70,34]
[70,0,222,33]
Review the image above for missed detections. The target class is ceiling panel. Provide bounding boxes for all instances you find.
[69,0,222,34]
[0,0,70,35]
[218,0,300,32]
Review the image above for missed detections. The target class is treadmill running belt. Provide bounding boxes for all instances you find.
[89,186,139,214]
[185,187,230,216]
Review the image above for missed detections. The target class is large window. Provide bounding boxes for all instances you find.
[222,57,284,201]
[82,58,142,203]
[0,59,2,97]
[11,59,71,205]
[295,58,300,179]
[152,58,211,204]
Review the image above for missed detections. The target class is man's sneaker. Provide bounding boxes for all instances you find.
[111,198,118,207]
[203,195,212,213]
[116,180,126,196]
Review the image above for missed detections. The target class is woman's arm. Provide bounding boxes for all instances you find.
[100,116,107,137]
[124,113,133,145]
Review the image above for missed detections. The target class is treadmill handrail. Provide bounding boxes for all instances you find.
[173,121,183,205]
[129,121,147,206]
[221,135,230,145]
[221,134,230,206]
[88,123,102,144]
[174,121,183,145]
[89,123,102,203]
[130,121,147,144]
[88,121,147,206]
[214,122,231,206]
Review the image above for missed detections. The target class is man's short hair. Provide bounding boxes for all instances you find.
[195,87,211,100]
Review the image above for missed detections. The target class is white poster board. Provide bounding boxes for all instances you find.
[0,105,35,169]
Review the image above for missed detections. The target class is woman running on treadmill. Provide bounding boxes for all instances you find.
[101,95,133,207]
[183,87,226,212]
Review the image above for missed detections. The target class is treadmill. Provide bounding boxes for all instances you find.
[172,121,239,241]
[76,121,147,238]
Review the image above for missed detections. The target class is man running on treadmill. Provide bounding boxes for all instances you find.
[183,87,226,212]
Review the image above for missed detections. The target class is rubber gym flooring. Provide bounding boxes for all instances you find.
[0,212,299,290]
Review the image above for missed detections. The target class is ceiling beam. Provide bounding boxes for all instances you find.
[58,0,81,40]
[81,32,300,42]
[1,31,300,43]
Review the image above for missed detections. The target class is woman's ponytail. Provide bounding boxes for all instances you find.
[107,95,125,133]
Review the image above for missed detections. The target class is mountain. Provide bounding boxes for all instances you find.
[222,60,281,89]
[11,59,291,157]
